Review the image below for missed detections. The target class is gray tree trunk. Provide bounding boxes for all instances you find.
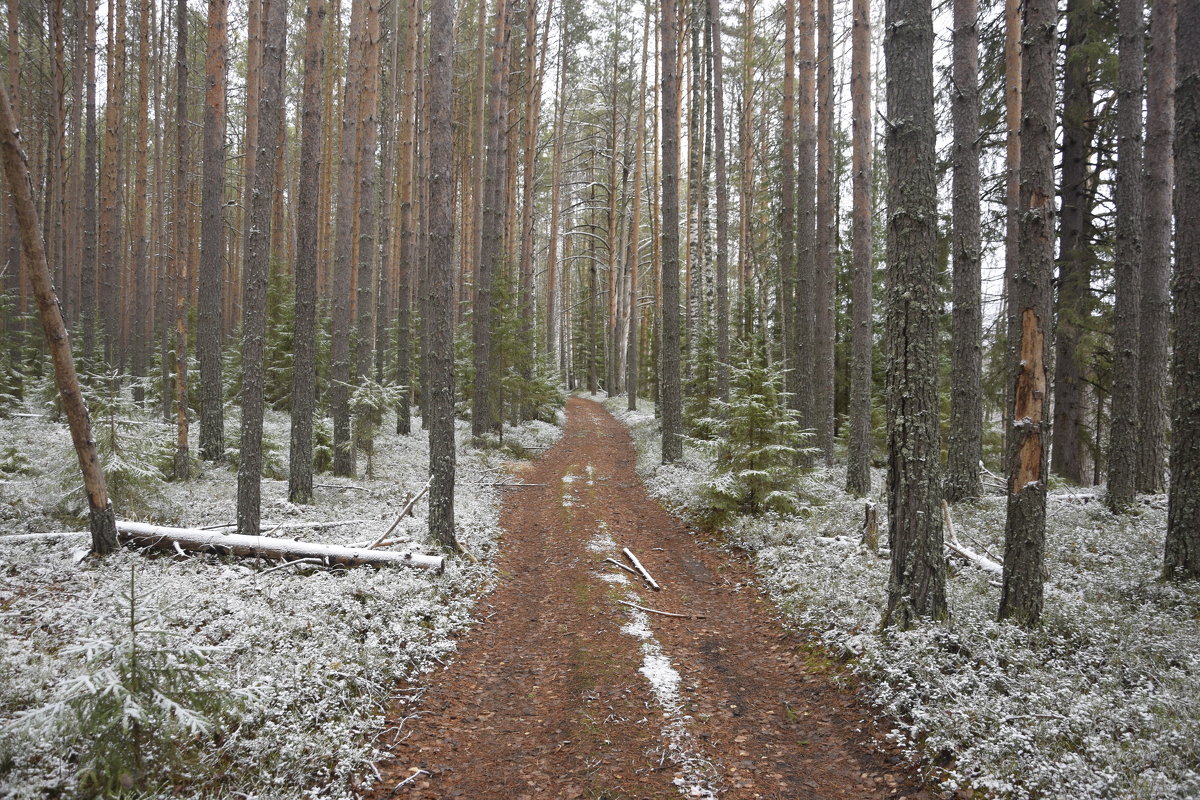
[1138,0,1174,493]
[1165,0,1200,578]
[236,0,286,537]
[198,0,227,463]
[944,0,983,503]
[660,0,683,463]
[998,0,1055,626]
[289,0,325,505]
[426,0,458,550]
[882,0,947,629]
[845,0,873,497]
[1051,0,1097,485]
[794,0,816,431]
[709,0,729,404]
[814,0,835,466]
[1106,0,1146,513]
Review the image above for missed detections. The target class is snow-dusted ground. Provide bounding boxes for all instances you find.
[605,395,1200,800]
[0,400,562,798]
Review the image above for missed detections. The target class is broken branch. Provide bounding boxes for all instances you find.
[622,547,661,591]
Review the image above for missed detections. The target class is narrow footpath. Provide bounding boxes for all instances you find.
[366,397,930,800]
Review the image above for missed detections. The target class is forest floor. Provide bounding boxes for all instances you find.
[365,396,930,800]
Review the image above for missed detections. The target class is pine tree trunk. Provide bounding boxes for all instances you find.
[395,0,418,435]
[81,0,97,359]
[708,0,728,404]
[198,0,227,462]
[1106,0,1145,513]
[944,0,983,502]
[626,7,648,411]
[1137,0,1174,493]
[882,0,947,630]
[354,0,381,384]
[794,0,816,428]
[130,0,152,404]
[289,0,326,504]
[1165,0,1200,578]
[426,0,458,551]
[998,0,1055,626]
[237,0,287,536]
[330,0,366,475]
[844,0,872,497]
[172,0,190,480]
[1050,0,1096,485]
[814,0,835,465]
[660,0,683,463]
[4,0,19,316]
[46,0,66,335]
[780,0,796,408]
[0,83,118,555]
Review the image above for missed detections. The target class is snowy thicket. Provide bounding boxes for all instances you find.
[0,401,562,798]
[607,396,1200,800]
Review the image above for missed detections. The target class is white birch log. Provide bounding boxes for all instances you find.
[622,547,661,591]
[115,521,445,571]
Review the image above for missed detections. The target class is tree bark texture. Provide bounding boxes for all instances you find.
[814,0,835,465]
[426,0,458,551]
[709,0,729,404]
[944,0,983,503]
[290,0,326,505]
[395,0,419,435]
[354,0,382,384]
[172,0,190,480]
[1165,0,1200,578]
[793,0,816,428]
[99,0,125,364]
[845,0,872,497]
[1138,0,1174,493]
[882,0,947,629]
[199,0,227,462]
[237,0,287,536]
[660,0,683,463]
[0,83,118,555]
[999,0,1055,626]
[1051,0,1097,485]
[1106,0,1146,512]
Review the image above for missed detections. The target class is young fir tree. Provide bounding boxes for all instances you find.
[698,337,810,528]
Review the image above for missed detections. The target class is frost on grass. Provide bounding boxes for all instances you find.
[604,396,1200,800]
[0,401,561,798]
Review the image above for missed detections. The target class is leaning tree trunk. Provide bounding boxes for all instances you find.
[882,0,947,629]
[1138,0,1174,494]
[289,0,325,505]
[1165,0,1200,579]
[0,83,118,555]
[944,0,983,503]
[659,0,683,463]
[1106,0,1146,513]
[998,0,1056,626]
[199,0,227,463]
[237,0,287,537]
[426,0,458,551]
[845,0,872,497]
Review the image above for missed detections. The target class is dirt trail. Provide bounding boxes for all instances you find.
[365,397,928,800]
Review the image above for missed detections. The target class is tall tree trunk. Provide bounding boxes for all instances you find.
[375,0,400,384]
[944,0,983,502]
[708,0,728,404]
[99,0,125,365]
[794,0,816,428]
[426,0,458,551]
[546,18,568,373]
[780,0,796,407]
[81,0,97,358]
[813,0,835,465]
[1106,0,1146,512]
[290,0,326,504]
[354,0,382,384]
[46,0,66,332]
[1002,0,1020,450]
[240,0,263,325]
[4,0,19,315]
[660,0,683,463]
[172,0,190,480]
[1138,0,1174,493]
[882,0,947,629]
[845,0,872,496]
[331,0,366,475]
[0,84,118,554]
[998,0,1055,626]
[130,0,152,404]
[395,0,419,435]
[237,0,287,536]
[1050,0,1097,485]
[199,0,227,462]
[473,0,512,438]
[1165,0,1200,578]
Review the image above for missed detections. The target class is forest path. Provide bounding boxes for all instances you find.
[365,397,929,800]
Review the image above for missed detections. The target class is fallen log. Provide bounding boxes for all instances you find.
[622,547,661,591]
[0,531,90,543]
[115,521,445,571]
